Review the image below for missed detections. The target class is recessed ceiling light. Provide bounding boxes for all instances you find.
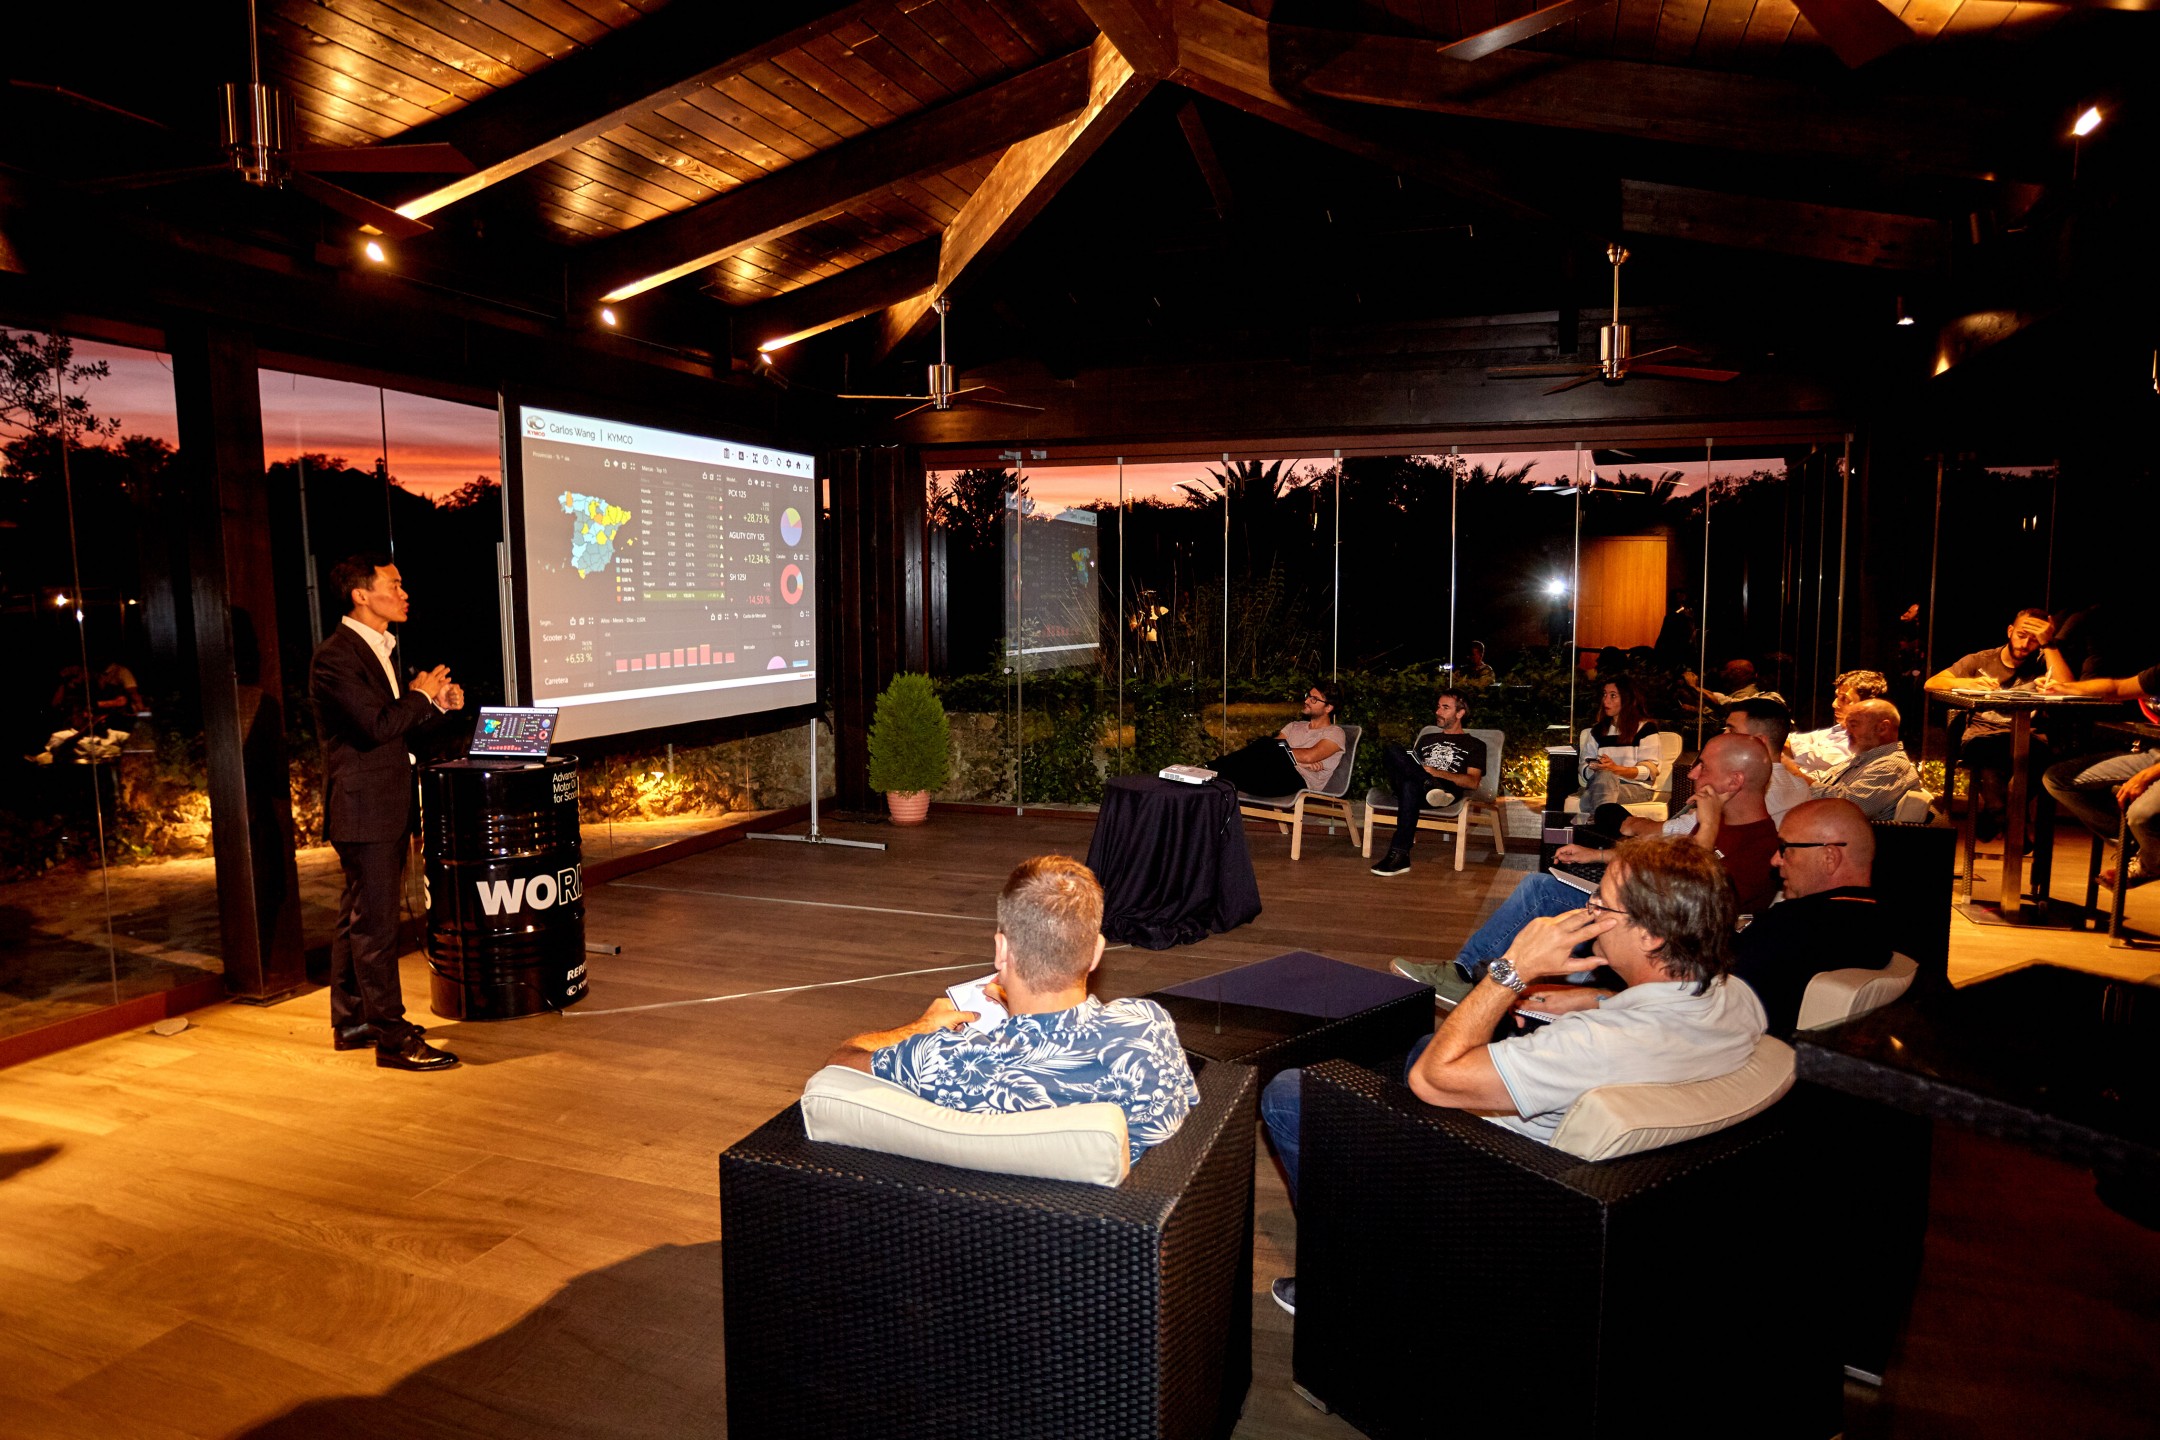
[362,240,385,263]
[600,307,618,327]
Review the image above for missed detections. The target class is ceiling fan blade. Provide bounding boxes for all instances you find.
[1543,372,1607,395]
[1439,0,1617,61]
[291,143,474,175]
[1628,362,1742,382]
[837,393,932,401]
[893,399,945,419]
[954,397,1047,414]
[1488,363,1598,378]
[1623,344,1705,364]
[290,171,432,238]
[1787,0,1913,68]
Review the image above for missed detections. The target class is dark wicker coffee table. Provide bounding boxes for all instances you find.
[1145,949,1435,1084]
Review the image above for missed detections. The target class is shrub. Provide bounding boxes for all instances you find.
[867,673,952,794]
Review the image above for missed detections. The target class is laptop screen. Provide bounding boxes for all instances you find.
[468,706,559,760]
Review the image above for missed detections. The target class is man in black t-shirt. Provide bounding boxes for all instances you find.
[1370,689,1487,877]
[2039,661,2160,888]
[1925,606,2071,838]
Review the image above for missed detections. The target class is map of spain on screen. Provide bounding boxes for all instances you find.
[559,490,633,576]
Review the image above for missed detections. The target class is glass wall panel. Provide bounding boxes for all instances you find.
[1013,464,1116,807]
[928,463,1017,803]
[0,329,215,1039]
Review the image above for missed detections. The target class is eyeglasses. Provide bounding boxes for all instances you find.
[1582,898,1629,919]
[1775,840,1849,855]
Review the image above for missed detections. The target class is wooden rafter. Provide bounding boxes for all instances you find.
[585,49,1094,303]
[732,239,942,353]
[1620,179,1948,270]
[1175,98,1235,221]
[386,2,878,222]
[872,33,1153,360]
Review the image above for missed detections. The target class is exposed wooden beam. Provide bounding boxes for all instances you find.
[1787,0,1914,70]
[1175,98,1235,221]
[587,49,1094,303]
[1158,3,1601,238]
[730,239,941,353]
[1074,0,1179,77]
[1176,1,2024,181]
[1621,179,1948,270]
[873,34,1153,360]
[388,2,876,221]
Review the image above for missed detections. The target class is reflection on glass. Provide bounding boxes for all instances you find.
[0,329,221,1040]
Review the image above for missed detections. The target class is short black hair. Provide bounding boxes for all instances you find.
[329,553,393,612]
[1724,694,1792,750]
[1312,678,1346,717]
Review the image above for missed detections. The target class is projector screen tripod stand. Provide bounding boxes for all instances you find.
[747,716,886,852]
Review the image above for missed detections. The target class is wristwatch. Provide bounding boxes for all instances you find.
[1487,956,1528,994]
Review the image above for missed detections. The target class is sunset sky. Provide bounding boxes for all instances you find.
[65,339,500,500]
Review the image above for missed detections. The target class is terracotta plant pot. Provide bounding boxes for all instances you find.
[885,790,932,826]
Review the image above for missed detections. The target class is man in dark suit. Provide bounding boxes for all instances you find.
[311,553,464,1071]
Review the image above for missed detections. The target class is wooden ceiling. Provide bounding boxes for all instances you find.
[4,0,2150,409]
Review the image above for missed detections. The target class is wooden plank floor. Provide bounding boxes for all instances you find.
[0,811,2153,1437]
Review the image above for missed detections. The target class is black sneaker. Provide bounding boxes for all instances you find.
[1270,1276,1296,1315]
[1370,851,1411,877]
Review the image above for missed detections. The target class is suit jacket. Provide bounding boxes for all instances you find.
[310,623,446,843]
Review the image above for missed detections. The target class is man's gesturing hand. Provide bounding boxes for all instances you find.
[409,664,452,699]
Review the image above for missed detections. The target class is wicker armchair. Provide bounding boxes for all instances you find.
[1290,1060,1841,1440]
[720,1059,1259,1440]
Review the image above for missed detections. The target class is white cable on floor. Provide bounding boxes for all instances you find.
[564,959,987,1018]
[609,879,993,925]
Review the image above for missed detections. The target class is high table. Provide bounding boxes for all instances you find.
[1930,689,2121,924]
[1794,963,2159,1219]
[1085,774,1262,949]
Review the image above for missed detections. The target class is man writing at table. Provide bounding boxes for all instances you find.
[2038,663,2160,888]
[1926,607,2072,840]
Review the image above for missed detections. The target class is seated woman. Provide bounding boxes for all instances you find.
[1577,677,1664,814]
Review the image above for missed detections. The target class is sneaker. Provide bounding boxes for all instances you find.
[1270,1276,1297,1316]
[1370,851,1412,877]
[1425,789,1467,815]
[1392,958,1478,1010]
[2100,855,2151,889]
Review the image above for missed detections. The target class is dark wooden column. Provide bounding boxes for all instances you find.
[171,322,306,999]
[828,445,928,807]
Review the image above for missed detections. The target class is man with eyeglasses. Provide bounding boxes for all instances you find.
[1522,799,1891,1038]
[1201,680,1346,797]
[1807,700,1918,822]
[1261,836,1764,1314]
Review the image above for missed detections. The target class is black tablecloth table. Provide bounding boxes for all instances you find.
[1086,774,1261,949]
[1146,949,1435,1084]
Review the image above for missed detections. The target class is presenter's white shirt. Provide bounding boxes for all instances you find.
[342,616,400,697]
[1485,976,1766,1144]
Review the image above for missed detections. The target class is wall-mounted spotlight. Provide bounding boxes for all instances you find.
[1544,578,1568,597]
[600,307,618,327]
[362,240,386,263]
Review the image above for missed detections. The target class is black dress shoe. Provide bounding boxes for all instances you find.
[376,1032,460,1071]
[334,1022,386,1051]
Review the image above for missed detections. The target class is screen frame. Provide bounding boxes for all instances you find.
[498,384,821,741]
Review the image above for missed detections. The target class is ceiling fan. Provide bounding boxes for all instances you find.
[838,296,1045,419]
[64,0,470,239]
[1487,245,1741,395]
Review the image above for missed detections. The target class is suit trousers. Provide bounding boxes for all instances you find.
[330,839,410,1030]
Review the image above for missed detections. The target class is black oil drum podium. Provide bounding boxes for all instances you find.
[420,756,588,1020]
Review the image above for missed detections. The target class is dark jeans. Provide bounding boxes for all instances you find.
[1207,737,1305,796]
[1262,1033,1439,1208]
[1377,742,1464,857]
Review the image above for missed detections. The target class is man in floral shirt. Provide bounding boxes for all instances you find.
[826,855,1199,1163]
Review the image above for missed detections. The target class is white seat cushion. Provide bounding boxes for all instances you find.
[1547,1036,1796,1162]
[800,1065,1131,1186]
[1797,953,1919,1031]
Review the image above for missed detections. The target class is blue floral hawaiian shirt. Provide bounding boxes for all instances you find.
[873,996,1199,1163]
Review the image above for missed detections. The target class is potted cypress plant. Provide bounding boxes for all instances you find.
[865,672,951,825]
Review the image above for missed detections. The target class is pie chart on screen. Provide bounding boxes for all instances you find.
[780,507,803,546]
[767,655,788,670]
[780,564,803,604]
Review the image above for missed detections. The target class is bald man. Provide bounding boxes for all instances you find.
[1521,798,1894,1038]
[1809,700,1918,822]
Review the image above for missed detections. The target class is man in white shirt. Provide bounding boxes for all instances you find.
[1262,835,1764,1311]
